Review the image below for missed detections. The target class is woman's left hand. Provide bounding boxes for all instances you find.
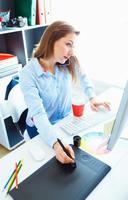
[89,97,111,112]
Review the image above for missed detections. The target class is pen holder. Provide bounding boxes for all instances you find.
[73,135,81,148]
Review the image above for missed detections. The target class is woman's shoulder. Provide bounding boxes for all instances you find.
[21,58,39,74]
[24,58,38,69]
[19,58,39,80]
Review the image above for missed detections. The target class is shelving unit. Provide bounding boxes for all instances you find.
[0,0,47,66]
[0,0,47,150]
[0,25,47,66]
[24,25,46,60]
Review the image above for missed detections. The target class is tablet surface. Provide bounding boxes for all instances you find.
[9,147,111,200]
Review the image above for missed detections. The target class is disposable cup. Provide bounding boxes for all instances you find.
[72,96,85,117]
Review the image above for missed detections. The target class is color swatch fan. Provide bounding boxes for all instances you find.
[81,131,109,155]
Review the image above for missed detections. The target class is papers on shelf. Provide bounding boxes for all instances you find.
[0,53,22,78]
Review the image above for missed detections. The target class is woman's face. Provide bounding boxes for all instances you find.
[53,33,77,64]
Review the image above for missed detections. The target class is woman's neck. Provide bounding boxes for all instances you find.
[39,58,55,74]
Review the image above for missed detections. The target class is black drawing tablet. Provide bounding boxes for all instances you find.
[9,147,111,200]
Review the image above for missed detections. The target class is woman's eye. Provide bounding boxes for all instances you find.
[66,43,73,48]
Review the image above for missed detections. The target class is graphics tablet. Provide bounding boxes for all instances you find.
[9,146,111,200]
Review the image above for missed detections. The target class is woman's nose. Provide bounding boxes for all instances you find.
[68,48,74,56]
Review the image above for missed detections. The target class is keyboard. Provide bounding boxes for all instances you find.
[60,109,116,135]
[60,87,123,136]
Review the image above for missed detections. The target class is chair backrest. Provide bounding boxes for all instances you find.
[7,82,28,136]
[0,100,26,149]
[8,83,27,122]
[5,75,19,100]
[16,108,28,135]
[0,80,29,149]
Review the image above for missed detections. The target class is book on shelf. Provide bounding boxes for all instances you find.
[0,63,22,73]
[0,63,22,78]
[0,53,18,68]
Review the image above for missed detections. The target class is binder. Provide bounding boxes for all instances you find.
[36,0,46,25]
[44,0,52,24]
[9,146,111,200]
[15,0,36,26]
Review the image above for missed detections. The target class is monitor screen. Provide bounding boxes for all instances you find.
[107,80,128,150]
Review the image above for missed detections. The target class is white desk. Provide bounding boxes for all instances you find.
[0,87,128,200]
[0,133,128,200]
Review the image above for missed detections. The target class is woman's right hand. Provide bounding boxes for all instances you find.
[53,141,75,164]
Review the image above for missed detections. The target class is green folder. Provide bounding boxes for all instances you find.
[15,0,36,26]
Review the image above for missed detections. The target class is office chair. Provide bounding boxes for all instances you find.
[0,99,27,150]
[8,82,30,137]
[0,74,27,149]
[5,74,19,100]
[6,82,44,160]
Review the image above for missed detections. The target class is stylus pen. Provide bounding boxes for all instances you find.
[57,138,75,161]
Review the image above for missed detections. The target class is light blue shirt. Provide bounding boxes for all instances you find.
[19,58,95,147]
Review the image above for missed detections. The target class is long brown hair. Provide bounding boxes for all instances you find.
[34,21,80,81]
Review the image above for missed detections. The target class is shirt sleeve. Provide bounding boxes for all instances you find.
[74,63,96,100]
[19,69,60,147]
[80,73,96,99]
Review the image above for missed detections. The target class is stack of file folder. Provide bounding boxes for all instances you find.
[0,53,22,78]
[15,0,51,26]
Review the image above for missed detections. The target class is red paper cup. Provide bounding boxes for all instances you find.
[72,104,85,117]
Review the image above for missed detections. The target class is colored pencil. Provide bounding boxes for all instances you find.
[7,160,23,194]
[15,162,18,189]
[3,160,22,191]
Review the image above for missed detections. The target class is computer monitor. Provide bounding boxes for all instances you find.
[107,80,128,150]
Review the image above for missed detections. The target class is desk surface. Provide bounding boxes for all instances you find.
[0,87,128,200]
[0,135,128,200]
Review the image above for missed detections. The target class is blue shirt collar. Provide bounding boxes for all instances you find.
[33,58,59,78]
[32,58,46,77]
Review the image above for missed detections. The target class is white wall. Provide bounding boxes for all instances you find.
[51,0,128,87]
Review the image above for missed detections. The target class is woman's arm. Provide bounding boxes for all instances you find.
[19,66,75,164]
[79,72,111,111]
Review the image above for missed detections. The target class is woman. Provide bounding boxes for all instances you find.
[19,21,110,164]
